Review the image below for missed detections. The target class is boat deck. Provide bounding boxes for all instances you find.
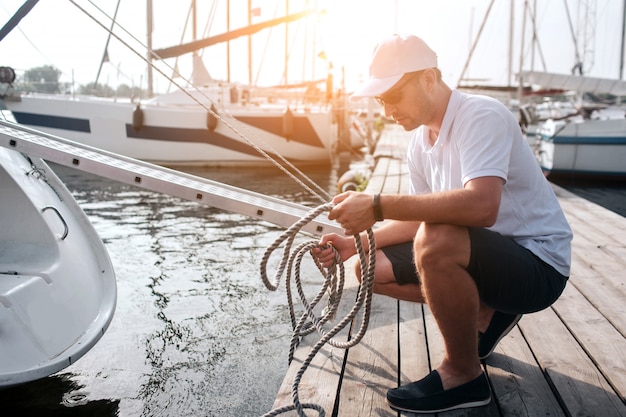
[270,124,626,416]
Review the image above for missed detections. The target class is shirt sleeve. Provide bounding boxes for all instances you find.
[455,104,513,185]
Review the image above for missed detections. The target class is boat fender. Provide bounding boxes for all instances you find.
[0,66,16,84]
[132,105,144,132]
[229,85,239,104]
[207,104,218,131]
[337,169,364,193]
[283,106,294,139]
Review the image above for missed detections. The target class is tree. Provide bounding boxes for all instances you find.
[23,65,61,93]
[79,82,115,97]
[115,83,144,99]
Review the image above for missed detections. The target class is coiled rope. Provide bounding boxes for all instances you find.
[259,203,376,417]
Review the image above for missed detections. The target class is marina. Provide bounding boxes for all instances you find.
[1,1,626,416]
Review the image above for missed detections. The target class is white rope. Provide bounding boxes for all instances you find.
[259,204,376,417]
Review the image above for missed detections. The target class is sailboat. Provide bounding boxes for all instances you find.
[3,81,344,166]
[2,1,357,167]
[524,73,626,180]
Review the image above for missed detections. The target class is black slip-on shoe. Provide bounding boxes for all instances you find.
[386,370,491,414]
[478,312,522,360]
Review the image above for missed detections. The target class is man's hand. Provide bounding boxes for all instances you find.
[310,233,357,268]
[328,191,377,236]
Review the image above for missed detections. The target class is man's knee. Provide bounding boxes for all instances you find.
[414,223,470,271]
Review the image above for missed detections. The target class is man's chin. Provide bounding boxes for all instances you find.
[395,119,416,131]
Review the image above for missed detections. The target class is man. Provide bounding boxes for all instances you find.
[312,34,572,413]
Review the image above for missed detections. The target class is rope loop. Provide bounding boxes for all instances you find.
[260,203,377,417]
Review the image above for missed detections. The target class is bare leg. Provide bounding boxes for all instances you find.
[478,303,495,333]
[414,223,482,390]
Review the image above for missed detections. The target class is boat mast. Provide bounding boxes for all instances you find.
[456,0,496,87]
[517,0,528,104]
[0,0,39,42]
[248,0,252,85]
[192,0,197,42]
[619,0,626,80]
[94,0,121,92]
[507,0,513,89]
[147,0,154,97]
[227,0,231,83]
[285,0,289,86]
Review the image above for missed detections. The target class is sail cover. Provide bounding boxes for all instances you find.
[520,70,626,96]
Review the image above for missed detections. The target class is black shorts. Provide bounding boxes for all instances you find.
[380,227,568,314]
[381,242,420,285]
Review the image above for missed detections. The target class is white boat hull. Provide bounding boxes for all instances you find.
[4,92,340,166]
[0,146,116,387]
[536,116,626,180]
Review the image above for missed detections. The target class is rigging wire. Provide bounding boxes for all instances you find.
[165,5,192,94]
[70,0,334,204]
[253,1,282,87]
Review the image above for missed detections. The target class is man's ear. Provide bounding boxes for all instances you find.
[421,68,437,91]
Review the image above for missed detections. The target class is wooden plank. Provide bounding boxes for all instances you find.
[383,159,404,194]
[519,307,626,417]
[372,125,412,161]
[367,157,390,193]
[567,218,626,262]
[569,256,626,337]
[423,306,501,417]
[487,325,567,416]
[398,301,431,383]
[565,212,626,250]
[270,280,360,416]
[335,294,399,417]
[555,185,626,239]
[398,301,435,417]
[569,238,626,298]
[566,218,626,337]
[271,343,345,416]
[552,283,626,402]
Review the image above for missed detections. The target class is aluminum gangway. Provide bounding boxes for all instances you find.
[0,120,342,236]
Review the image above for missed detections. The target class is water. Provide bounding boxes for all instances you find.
[553,178,626,217]
[0,162,346,417]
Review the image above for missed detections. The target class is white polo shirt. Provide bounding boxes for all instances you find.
[407,89,572,276]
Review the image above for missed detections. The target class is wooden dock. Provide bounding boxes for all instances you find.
[270,125,626,417]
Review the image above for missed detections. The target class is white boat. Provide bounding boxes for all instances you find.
[2,86,346,166]
[521,71,626,180]
[1,1,362,167]
[535,110,626,180]
[0,110,117,387]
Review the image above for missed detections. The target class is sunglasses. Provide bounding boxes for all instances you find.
[374,73,419,106]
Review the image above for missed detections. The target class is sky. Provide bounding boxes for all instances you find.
[0,0,624,94]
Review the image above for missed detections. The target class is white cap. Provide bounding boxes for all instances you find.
[350,34,438,101]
